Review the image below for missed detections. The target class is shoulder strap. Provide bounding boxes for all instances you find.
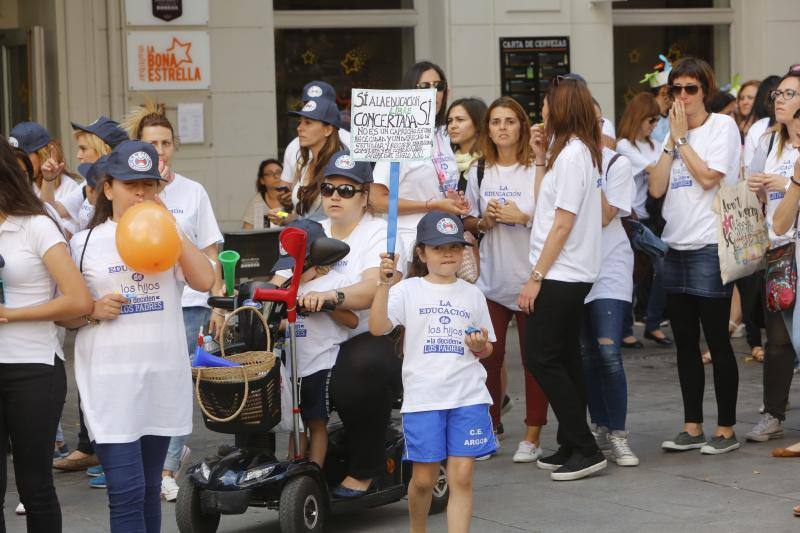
[78,226,96,274]
[605,153,621,178]
[767,131,777,156]
[476,159,485,188]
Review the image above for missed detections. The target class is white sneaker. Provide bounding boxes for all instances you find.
[608,431,639,466]
[512,441,542,463]
[15,502,25,515]
[593,425,612,456]
[161,476,180,502]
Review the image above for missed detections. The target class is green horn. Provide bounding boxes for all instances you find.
[218,250,240,297]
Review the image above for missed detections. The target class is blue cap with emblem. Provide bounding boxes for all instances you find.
[9,122,52,154]
[77,154,110,189]
[289,98,341,129]
[323,150,373,184]
[416,211,472,247]
[71,116,129,148]
[302,81,336,103]
[104,140,165,182]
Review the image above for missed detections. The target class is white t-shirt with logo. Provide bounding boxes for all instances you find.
[764,142,799,249]
[59,185,96,232]
[586,148,634,303]
[530,138,602,283]
[296,270,351,377]
[159,173,223,308]
[70,220,192,443]
[615,138,660,220]
[465,162,535,310]
[281,129,352,184]
[0,214,66,365]
[602,117,616,140]
[320,214,404,337]
[661,113,742,250]
[387,277,496,413]
[744,117,771,170]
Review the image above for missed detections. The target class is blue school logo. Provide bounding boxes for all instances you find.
[439,316,451,325]
[436,218,458,235]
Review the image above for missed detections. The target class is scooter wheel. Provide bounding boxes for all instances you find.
[175,479,221,533]
[279,476,327,533]
[429,462,450,515]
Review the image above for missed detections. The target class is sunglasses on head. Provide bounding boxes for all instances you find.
[320,182,364,199]
[416,81,446,92]
[552,74,585,86]
[668,84,701,96]
[789,63,800,74]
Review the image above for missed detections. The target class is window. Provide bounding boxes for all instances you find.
[274,0,412,10]
[614,0,730,8]
[274,27,414,155]
[613,24,731,122]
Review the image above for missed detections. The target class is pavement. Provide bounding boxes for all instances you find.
[4,324,800,532]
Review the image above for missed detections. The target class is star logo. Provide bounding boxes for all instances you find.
[302,49,317,65]
[628,49,640,64]
[341,50,364,75]
[167,37,192,67]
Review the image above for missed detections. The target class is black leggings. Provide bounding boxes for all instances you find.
[667,293,738,427]
[0,357,66,533]
[330,332,402,480]
[763,307,794,420]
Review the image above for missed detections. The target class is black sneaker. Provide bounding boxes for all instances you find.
[550,451,607,481]
[536,447,571,471]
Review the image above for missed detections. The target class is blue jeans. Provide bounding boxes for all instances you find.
[581,299,629,431]
[94,436,170,533]
[164,307,210,472]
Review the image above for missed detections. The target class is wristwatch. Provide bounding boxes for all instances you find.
[335,291,345,305]
[86,315,99,326]
[674,137,689,149]
[531,270,544,282]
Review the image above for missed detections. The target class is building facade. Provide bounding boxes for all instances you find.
[0,0,797,228]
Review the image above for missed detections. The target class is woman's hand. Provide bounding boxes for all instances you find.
[491,199,528,226]
[378,253,398,284]
[747,173,764,193]
[669,101,688,141]
[267,208,289,226]
[207,310,225,339]
[430,197,470,217]
[298,290,337,313]
[517,278,541,314]
[40,148,65,182]
[91,293,129,321]
[158,159,173,181]
[465,327,489,357]
[761,173,790,193]
[278,187,293,209]
[530,123,546,162]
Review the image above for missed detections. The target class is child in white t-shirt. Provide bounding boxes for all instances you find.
[278,219,358,467]
[370,211,496,533]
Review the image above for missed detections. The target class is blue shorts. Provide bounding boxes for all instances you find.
[402,404,496,462]
[299,369,331,423]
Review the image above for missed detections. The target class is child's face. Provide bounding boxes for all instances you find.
[419,243,464,277]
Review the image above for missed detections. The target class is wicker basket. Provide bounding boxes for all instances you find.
[192,305,282,434]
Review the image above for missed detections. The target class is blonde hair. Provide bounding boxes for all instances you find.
[73,131,112,157]
[120,96,177,144]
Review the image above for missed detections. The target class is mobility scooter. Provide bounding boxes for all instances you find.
[176,227,449,533]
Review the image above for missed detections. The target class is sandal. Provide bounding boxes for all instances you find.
[751,346,765,363]
[794,504,800,517]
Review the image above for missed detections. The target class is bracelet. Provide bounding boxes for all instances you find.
[474,346,488,357]
[534,162,546,167]
[791,176,800,188]
[425,198,432,210]
[476,218,485,233]
[43,175,58,182]
[377,280,393,287]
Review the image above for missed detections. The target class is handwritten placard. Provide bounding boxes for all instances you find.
[350,88,436,162]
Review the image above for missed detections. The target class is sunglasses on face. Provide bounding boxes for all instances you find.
[771,89,799,101]
[648,116,660,125]
[416,81,446,92]
[668,84,701,96]
[320,182,364,199]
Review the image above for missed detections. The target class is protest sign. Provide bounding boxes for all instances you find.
[349,88,437,162]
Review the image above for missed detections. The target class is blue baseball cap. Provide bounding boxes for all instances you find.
[323,150,373,184]
[71,116,129,148]
[77,154,110,189]
[289,98,341,129]
[9,122,52,153]
[270,219,328,273]
[416,211,472,247]
[104,140,165,182]
[302,81,336,102]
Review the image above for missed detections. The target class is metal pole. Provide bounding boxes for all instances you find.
[287,322,302,458]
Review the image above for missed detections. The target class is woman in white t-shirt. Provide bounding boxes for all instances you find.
[0,137,92,531]
[615,93,672,347]
[745,69,800,442]
[291,151,405,498]
[463,96,549,464]
[242,158,290,229]
[648,57,743,455]
[62,140,214,532]
[447,97,487,178]
[121,100,225,500]
[372,61,470,260]
[518,75,606,481]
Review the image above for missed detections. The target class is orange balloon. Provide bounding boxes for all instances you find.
[115,201,182,274]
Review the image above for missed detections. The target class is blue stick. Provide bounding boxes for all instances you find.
[387,161,400,257]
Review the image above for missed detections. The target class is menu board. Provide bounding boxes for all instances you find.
[499,37,570,124]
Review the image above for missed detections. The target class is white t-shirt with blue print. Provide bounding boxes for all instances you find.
[764,142,799,250]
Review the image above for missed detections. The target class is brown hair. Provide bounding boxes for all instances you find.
[668,57,717,104]
[294,130,343,216]
[544,79,603,172]
[0,138,52,219]
[89,176,113,229]
[120,96,176,143]
[478,96,533,168]
[772,69,800,158]
[617,93,661,149]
